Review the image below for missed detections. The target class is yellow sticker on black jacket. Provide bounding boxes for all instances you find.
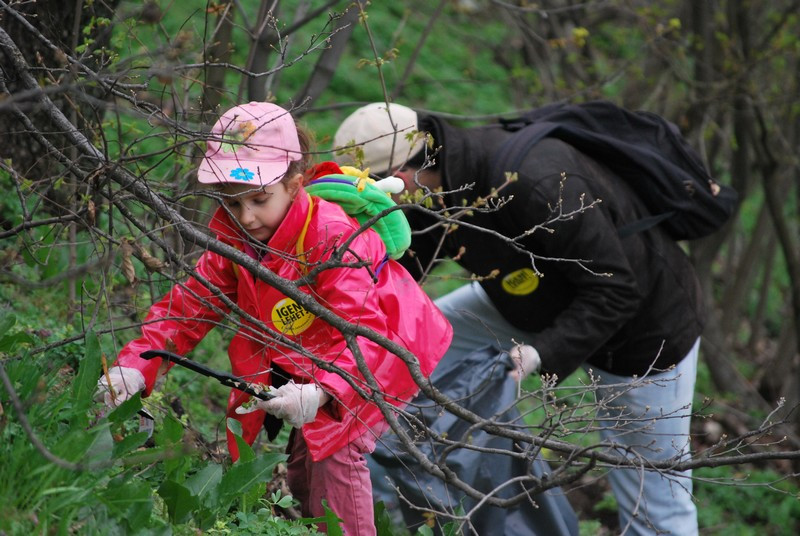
[501,268,539,295]
[271,298,315,335]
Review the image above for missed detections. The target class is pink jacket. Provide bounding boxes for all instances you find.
[116,187,452,460]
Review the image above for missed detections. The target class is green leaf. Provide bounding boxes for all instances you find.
[227,417,256,462]
[107,393,143,424]
[72,330,103,408]
[53,424,109,463]
[0,313,33,353]
[276,494,294,509]
[0,312,15,337]
[218,452,285,505]
[321,500,344,536]
[102,477,155,528]
[234,433,255,463]
[81,422,115,464]
[186,463,226,528]
[441,521,461,536]
[195,507,221,531]
[299,499,344,536]
[158,479,200,524]
[226,417,243,436]
[185,462,223,505]
[0,331,34,352]
[374,501,393,536]
[154,412,192,481]
[155,412,184,445]
[42,248,66,280]
[111,430,150,459]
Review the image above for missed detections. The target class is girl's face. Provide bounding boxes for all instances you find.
[221,174,303,243]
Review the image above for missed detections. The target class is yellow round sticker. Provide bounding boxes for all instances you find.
[501,268,539,295]
[271,298,315,335]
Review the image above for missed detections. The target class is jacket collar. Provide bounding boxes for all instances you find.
[420,115,509,203]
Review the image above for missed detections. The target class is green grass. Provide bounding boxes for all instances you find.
[695,466,800,535]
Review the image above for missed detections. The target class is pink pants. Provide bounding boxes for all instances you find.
[286,429,376,536]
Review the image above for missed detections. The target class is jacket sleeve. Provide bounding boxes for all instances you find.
[505,172,642,381]
[114,250,238,393]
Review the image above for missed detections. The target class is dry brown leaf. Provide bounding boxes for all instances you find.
[157,337,179,377]
[133,242,167,272]
[87,199,96,227]
[165,338,178,354]
[121,239,136,284]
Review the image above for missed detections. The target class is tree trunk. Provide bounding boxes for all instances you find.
[292,1,363,110]
[0,0,120,179]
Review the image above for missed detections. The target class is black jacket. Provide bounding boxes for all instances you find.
[400,114,705,381]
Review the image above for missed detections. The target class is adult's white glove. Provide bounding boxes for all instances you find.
[96,366,146,407]
[509,344,541,382]
[375,176,405,194]
[236,381,330,429]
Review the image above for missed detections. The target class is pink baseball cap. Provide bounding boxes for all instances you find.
[197,102,302,186]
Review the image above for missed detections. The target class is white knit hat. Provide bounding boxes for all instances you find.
[333,103,424,175]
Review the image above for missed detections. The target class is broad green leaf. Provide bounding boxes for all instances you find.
[42,248,66,280]
[0,312,15,337]
[111,430,150,459]
[107,393,142,424]
[234,433,255,463]
[218,452,285,504]
[300,499,344,536]
[53,424,109,463]
[196,507,220,531]
[185,463,227,530]
[82,428,115,464]
[0,314,33,354]
[226,417,242,436]
[321,500,344,536]
[185,463,223,507]
[164,453,193,485]
[227,417,255,462]
[102,477,154,528]
[156,413,193,482]
[374,501,393,536]
[155,412,184,445]
[441,521,461,536]
[158,479,200,524]
[0,331,34,352]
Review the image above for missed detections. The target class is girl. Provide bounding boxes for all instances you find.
[98,102,452,534]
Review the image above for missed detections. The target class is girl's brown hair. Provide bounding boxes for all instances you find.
[284,121,314,183]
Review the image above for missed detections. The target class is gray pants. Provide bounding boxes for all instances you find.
[430,281,699,535]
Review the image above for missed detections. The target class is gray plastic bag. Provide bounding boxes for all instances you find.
[368,345,579,535]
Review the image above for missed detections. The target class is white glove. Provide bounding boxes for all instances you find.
[509,344,541,382]
[96,366,146,407]
[375,176,405,194]
[235,381,330,429]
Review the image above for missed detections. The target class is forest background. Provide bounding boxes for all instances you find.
[1,0,800,534]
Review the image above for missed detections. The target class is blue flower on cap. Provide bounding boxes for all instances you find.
[230,167,255,181]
